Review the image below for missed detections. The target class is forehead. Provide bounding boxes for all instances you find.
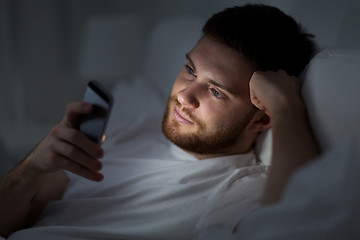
[188,36,255,94]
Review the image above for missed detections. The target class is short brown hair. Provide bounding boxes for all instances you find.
[202,4,317,76]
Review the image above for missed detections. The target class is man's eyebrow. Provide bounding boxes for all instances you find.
[185,53,235,95]
[185,53,196,72]
[208,79,235,95]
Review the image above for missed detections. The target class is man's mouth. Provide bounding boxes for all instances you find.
[173,105,194,125]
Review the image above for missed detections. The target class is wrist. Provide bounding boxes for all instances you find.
[270,94,306,120]
[21,148,50,180]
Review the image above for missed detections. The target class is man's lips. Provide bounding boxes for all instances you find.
[173,106,194,125]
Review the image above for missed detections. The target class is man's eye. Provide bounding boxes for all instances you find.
[211,88,222,98]
[185,65,196,76]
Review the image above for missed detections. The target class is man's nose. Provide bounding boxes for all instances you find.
[177,84,200,109]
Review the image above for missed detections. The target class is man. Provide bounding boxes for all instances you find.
[0,4,318,239]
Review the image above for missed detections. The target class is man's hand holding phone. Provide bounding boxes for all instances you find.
[25,102,104,182]
[24,81,113,182]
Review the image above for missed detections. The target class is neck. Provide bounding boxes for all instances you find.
[186,137,256,160]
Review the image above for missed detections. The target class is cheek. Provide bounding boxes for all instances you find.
[204,103,252,129]
[198,103,224,127]
[170,74,187,95]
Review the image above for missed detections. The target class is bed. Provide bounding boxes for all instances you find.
[2,3,360,239]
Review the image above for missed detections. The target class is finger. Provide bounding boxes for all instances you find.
[46,131,104,181]
[51,140,102,172]
[249,82,271,117]
[54,153,104,182]
[249,82,262,109]
[52,125,104,159]
[62,102,93,128]
[251,98,265,112]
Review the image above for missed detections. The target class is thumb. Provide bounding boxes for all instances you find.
[62,102,93,128]
[249,78,271,118]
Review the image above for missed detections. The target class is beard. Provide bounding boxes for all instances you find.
[162,96,253,156]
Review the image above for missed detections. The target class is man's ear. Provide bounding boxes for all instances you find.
[248,110,271,133]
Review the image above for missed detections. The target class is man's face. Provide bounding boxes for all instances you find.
[162,36,258,158]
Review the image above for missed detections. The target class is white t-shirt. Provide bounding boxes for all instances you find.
[8,116,267,240]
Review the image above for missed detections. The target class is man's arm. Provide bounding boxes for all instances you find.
[0,102,104,238]
[249,70,320,205]
[0,164,69,237]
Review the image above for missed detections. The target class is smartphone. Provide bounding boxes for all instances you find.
[78,80,114,144]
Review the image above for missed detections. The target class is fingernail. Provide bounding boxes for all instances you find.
[96,161,103,171]
[95,173,104,182]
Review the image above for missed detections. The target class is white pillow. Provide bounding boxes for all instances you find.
[254,129,272,166]
[302,49,360,150]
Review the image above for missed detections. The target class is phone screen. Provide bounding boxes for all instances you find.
[78,81,113,144]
